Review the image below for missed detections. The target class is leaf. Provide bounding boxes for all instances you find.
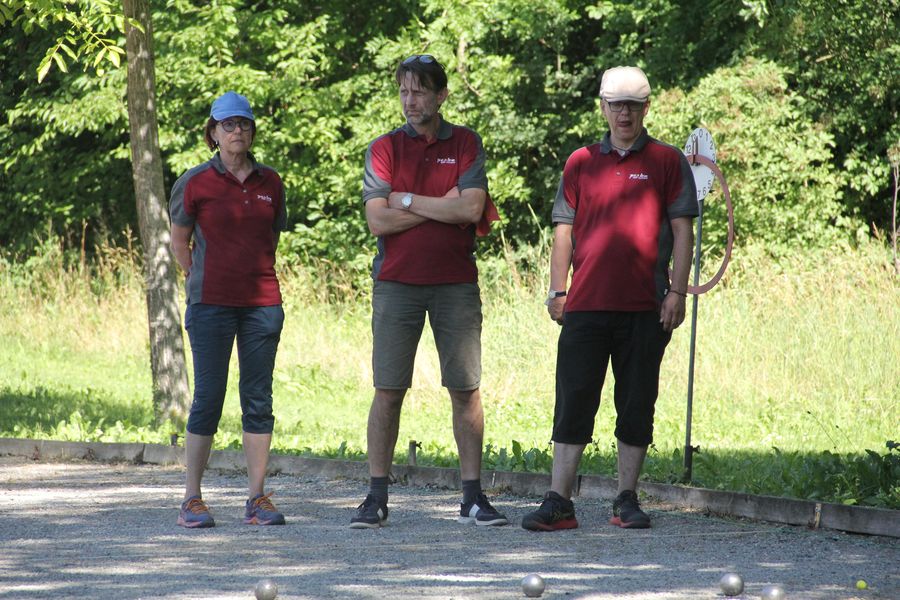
[106,49,120,68]
[59,42,77,60]
[36,55,52,82]
[52,51,68,73]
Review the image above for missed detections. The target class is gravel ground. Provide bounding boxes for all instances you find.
[0,456,897,600]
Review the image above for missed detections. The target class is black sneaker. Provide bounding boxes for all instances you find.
[458,493,509,526]
[521,491,578,531]
[610,489,650,529]
[349,494,388,529]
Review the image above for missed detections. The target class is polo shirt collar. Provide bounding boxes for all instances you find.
[401,115,453,140]
[209,151,260,174]
[599,128,650,155]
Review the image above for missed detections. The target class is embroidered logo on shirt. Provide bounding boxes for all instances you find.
[436,157,457,165]
[629,173,649,180]
[256,194,273,203]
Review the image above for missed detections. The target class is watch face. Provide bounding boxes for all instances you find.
[683,127,717,202]
[402,194,412,208]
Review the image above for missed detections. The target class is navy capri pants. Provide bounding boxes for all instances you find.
[184,303,284,435]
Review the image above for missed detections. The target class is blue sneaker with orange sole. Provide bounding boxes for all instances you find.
[244,492,286,525]
[177,496,216,528]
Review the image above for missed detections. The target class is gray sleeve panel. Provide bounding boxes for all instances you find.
[362,138,392,203]
[266,167,288,232]
[168,172,193,227]
[277,184,288,232]
[654,216,675,303]
[666,146,700,219]
[551,174,575,225]
[186,224,206,305]
[457,129,489,192]
[169,163,211,227]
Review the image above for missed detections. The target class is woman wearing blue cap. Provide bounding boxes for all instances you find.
[169,91,289,528]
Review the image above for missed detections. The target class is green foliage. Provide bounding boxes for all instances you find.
[483,440,554,472]
[3,0,896,265]
[686,442,900,509]
[649,58,849,256]
[749,0,900,222]
[0,1,132,81]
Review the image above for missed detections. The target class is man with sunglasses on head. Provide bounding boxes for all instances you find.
[352,54,505,529]
[521,66,698,532]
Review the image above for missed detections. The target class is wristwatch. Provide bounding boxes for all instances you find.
[401,193,413,209]
[544,289,567,306]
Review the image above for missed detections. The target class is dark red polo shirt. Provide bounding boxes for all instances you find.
[362,119,489,284]
[169,153,287,306]
[552,130,698,312]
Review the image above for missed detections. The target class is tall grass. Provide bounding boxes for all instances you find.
[1,235,897,506]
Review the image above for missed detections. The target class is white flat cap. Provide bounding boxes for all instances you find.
[599,66,651,101]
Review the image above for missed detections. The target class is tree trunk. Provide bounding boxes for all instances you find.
[123,0,191,425]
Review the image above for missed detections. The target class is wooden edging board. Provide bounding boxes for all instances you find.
[1,437,896,538]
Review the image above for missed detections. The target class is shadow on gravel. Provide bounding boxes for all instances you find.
[2,460,897,599]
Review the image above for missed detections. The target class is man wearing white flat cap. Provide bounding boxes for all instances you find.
[522,66,698,531]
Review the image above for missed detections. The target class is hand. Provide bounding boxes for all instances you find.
[660,291,687,332]
[547,296,566,325]
[387,191,408,209]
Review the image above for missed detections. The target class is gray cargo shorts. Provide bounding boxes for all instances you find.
[371,280,482,391]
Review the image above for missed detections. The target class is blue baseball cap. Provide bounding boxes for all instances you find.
[210,91,255,121]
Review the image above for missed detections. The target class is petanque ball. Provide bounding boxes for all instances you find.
[760,584,785,600]
[522,573,545,597]
[720,572,744,596]
[255,578,278,600]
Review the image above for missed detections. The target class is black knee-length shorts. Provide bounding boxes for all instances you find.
[552,310,672,447]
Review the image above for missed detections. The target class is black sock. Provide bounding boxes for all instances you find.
[369,476,389,504]
[462,479,482,504]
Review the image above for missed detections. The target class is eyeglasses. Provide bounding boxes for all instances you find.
[606,100,646,113]
[402,54,436,65]
[218,118,253,132]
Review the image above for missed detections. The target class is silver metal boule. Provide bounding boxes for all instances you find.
[720,572,744,596]
[760,584,785,600]
[522,573,545,598]
[255,578,278,600]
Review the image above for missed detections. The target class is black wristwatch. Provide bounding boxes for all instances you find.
[545,289,567,306]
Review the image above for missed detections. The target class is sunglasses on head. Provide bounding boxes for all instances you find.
[402,54,436,65]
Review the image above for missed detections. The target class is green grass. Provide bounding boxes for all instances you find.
[1,238,898,508]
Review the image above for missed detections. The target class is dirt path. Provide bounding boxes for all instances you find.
[0,456,896,599]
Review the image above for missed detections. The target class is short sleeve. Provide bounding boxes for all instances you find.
[552,150,583,225]
[274,174,288,232]
[169,171,195,227]
[457,129,488,192]
[667,152,699,219]
[362,136,393,203]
